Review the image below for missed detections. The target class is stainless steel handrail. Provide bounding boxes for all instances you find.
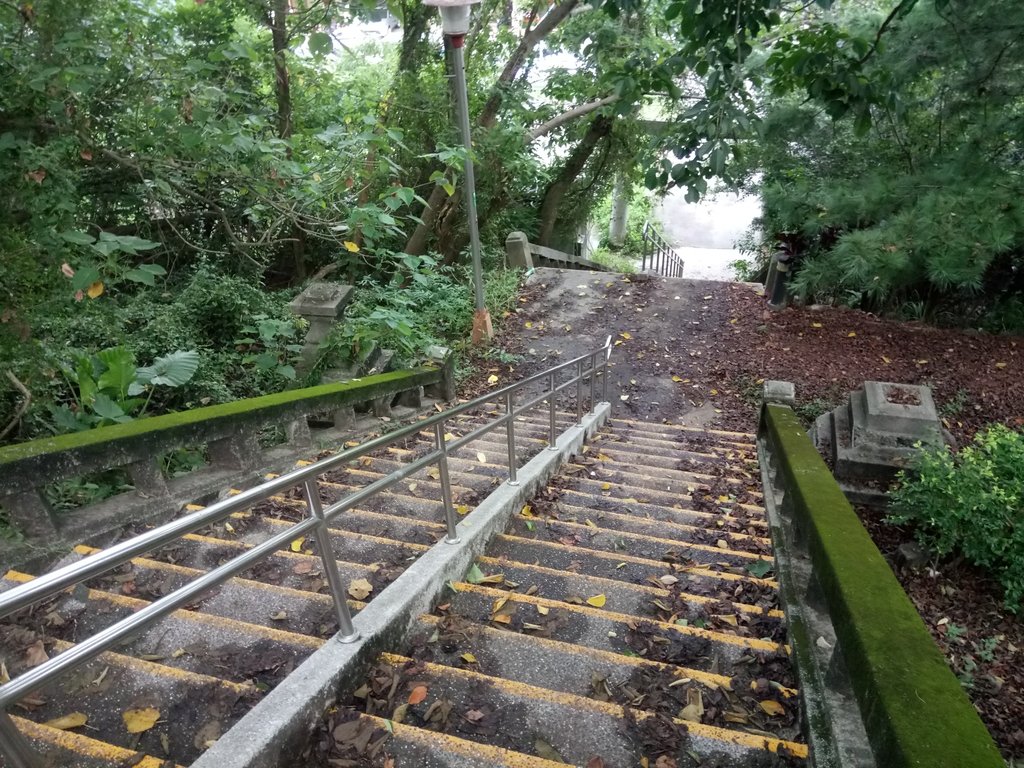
[0,336,613,768]
[641,222,684,278]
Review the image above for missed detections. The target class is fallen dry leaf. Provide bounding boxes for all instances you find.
[759,699,785,717]
[460,652,477,664]
[408,685,428,705]
[348,578,373,600]
[586,594,607,608]
[123,707,160,734]
[24,640,48,667]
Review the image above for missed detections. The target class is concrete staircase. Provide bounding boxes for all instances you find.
[307,416,806,767]
[0,409,566,767]
[1,413,804,767]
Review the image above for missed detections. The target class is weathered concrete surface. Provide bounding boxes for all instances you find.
[189,402,610,768]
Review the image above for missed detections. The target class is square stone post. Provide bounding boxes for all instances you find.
[505,231,534,269]
[288,282,354,377]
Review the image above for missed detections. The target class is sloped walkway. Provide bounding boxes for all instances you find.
[308,414,805,767]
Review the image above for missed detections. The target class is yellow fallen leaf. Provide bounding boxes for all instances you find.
[123,707,160,734]
[487,374,499,385]
[600,482,611,491]
[525,321,533,329]
[443,432,455,442]
[44,712,88,730]
[916,359,929,365]
[759,700,785,717]
[614,340,623,346]
[585,519,598,528]
[537,605,549,616]
[881,355,891,364]
[476,451,487,464]
[86,281,104,299]
[811,322,822,328]
[619,332,632,340]
[460,652,477,664]
[671,375,683,382]
[348,578,373,600]
[729,318,737,324]
[586,594,607,608]
[455,504,471,515]
[717,495,731,503]
[847,331,856,337]
[343,241,359,252]
[996,361,1007,369]
[520,504,534,517]
[290,537,304,553]
[709,389,718,395]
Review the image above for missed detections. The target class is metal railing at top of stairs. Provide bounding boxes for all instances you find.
[0,336,613,768]
[641,222,684,278]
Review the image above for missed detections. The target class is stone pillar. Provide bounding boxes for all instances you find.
[505,231,534,269]
[424,345,456,403]
[208,427,260,471]
[1,489,58,538]
[288,282,354,376]
[126,457,170,499]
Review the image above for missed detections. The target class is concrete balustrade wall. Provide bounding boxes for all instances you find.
[0,362,454,564]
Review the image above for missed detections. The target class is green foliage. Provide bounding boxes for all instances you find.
[49,347,199,431]
[748,0,1024,325]
[588,248,638,274]
[889,424,1024,611]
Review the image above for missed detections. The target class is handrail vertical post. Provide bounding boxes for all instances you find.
[434,422,461,543]
[602,350,609,403]
[0,709,40,768]
[589,353,597,413]
[505,391,519,486]
[547,372,558,450]
[575,359,583,426]
[303,479,359,642]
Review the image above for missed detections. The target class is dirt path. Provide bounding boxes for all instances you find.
[465,268,748,429]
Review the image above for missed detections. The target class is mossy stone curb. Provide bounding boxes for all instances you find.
[762,404,1003,768]
[0,367,440,493]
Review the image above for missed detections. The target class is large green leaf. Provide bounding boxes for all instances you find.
[135,350,200,388]
[96,347,137,401]
[91,393,132,423]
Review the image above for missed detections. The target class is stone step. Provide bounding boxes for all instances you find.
[2,572,323,687]
[552,486,768,530]
[527,499,772,553]
[0,633,256,765]
[75,543,359,638]
[357,653,804,765]
[470,554,784,636]
[12,715,181,768]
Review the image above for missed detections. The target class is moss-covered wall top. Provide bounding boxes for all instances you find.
[761,403,1003,768]
[0,367,439,493]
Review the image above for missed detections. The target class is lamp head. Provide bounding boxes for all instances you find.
[422,0,480,36]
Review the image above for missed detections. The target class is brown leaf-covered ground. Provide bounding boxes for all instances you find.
[462,268,1024,758]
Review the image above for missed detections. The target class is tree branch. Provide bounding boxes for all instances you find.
[526,95,619,141]
[0,371,30,442]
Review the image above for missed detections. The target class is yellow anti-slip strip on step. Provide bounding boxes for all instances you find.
[610,417,756,441]
[568,460,749,489]
[256,515,431,552]
[552,500,773,546]
[48,636,257,694]
[495,533,779,589]
[362,714,569,768]
[522,516,772,562]
[453,582,785,653]
[377,653,806,759]
[475,555,783,619]
[573,474,765,504]
[12,716,181,768]
[3,571,323,650]
[416,614,738,691]
[71,544,366,611]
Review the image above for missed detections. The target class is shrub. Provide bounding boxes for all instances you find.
[888,424,1024,611]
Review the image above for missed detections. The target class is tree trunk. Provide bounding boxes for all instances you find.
[403,0,581,254]
[397,1,435,74]
[536,115,613,247]
[268,0,305,279]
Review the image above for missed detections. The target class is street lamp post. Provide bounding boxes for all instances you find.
[423,0,492,343]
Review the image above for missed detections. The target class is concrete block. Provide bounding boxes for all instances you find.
[397,387,423,408]
[125,457,170,499]
[505,231,534,269]
[862,381,940,442]
[2,489,58,538]
[763,380,796,406]
[288,282,353,319]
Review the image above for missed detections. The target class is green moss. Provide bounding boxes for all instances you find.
[0,367,439,466]
[762,404,1003,768]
